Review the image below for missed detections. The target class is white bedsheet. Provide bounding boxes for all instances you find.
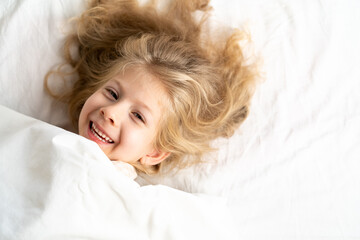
[0,0,360,239]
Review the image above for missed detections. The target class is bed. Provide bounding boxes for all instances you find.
[1,0,359,239]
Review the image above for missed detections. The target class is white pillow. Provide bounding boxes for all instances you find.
[0,0,85,129]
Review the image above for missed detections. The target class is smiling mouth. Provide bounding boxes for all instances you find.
[89,121,114,143]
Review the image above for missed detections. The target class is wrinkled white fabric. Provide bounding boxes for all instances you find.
[0,105,238,240]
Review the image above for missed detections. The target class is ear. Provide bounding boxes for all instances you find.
[140,149,170,166]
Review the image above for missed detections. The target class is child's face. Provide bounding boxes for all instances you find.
[78,67,169,165]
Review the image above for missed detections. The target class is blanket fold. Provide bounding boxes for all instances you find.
[0,105,238,240]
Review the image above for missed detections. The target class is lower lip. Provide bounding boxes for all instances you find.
[87,121,111,145]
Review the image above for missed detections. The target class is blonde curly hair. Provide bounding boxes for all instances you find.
[45,0,258,174]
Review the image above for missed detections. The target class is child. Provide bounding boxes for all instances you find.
[46,0,257,176]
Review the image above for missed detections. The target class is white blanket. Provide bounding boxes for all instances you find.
[0,105,238,239]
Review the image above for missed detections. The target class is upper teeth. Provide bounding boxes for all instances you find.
[91,123,113,143]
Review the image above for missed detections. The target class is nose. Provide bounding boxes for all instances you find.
[100,105,120,126]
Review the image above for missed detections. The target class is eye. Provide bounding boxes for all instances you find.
[106,88,118,100]
[132,112,145,123]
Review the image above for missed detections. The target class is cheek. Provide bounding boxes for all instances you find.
[123,128,155,153]
[80,94,101,118]
[78,95,98,132]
